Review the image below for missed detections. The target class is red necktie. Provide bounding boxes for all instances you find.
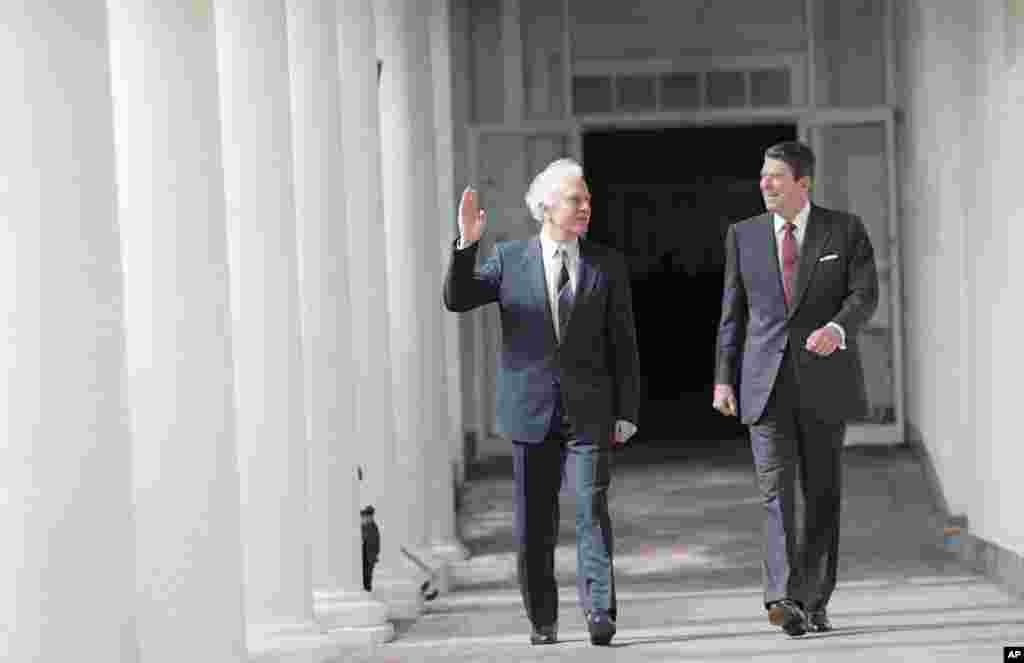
[782,222,798,306]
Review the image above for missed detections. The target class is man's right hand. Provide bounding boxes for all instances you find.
[458,186,486,246]
[712,384,738,417]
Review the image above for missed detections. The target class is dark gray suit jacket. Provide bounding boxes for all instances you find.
[443,236,640,444]
[715,205,879,425]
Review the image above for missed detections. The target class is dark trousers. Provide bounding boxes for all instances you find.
[749,349,846,612]
[512,404,616,629]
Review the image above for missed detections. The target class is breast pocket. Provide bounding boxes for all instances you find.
[810,249,847,292]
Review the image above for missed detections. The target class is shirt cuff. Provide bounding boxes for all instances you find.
[456,236,477,250]
[826,321,847,349]
[615,419,638,441]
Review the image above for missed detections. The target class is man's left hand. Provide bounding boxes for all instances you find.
[805,326,841,356]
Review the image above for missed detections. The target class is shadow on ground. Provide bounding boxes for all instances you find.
[459,418,964,594]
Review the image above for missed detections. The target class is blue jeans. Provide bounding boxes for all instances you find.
[512,403,616,627]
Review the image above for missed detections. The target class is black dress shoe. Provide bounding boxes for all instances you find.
[767,599,807,637]
[529,624,557,645]
[587,610,616,646]
[807,610,832,632]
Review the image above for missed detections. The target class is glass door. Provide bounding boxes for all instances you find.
[799,108,904,444]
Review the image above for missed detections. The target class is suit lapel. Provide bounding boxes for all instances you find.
[565,239,600,344]
[525,236,558,346]
[788,205,833,318]
[762,214,785,300]
[576,238,599,304]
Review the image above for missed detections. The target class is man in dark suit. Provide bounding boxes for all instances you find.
[443,158,640,647]
[713,141,878,636]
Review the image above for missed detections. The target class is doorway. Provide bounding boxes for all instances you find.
[583,124,797,443]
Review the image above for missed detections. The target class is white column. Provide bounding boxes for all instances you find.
[286,0,393,644]
[106,2,246,662]
[213,1,347,660]
[375,0,460,585]
[0,5,136,662]
[431,0,471,559]
[450,0,487,461]
[336,0,425,619]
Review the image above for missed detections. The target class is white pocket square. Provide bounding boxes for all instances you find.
[818,253,839,262]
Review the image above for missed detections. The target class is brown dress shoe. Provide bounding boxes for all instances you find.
[767,599,807,637]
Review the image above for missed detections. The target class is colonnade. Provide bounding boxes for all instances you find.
[0,2,467,661]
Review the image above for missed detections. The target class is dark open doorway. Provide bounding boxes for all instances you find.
[584,124,797,444]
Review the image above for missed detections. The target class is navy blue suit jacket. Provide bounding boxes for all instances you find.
[715,205,879,425]
[443,235,640,444]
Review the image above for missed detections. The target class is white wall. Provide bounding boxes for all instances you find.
[570,0,806,59]
[897,0,1024,555]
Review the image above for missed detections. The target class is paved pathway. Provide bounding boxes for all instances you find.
[348,439,1024,662]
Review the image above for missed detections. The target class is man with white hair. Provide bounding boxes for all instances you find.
[443,158,640,646]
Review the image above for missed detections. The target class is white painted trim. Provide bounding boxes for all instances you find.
[883,0,897,106]
[569,127,582,161]
[805,0,818,108]
[885,113,907,445]
[577,107,802,127]
[469,121,577,136]
[572,52,807,77]
[846,422,903,446]
[501,0,524,121]
[797,105,895,125]
[561,0,573,118]
[467,104,894,137]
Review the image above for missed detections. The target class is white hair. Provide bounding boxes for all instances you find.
[524,157,584,222]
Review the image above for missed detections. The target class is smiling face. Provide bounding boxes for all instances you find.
[760,157,811,221]
[543,174,591,241]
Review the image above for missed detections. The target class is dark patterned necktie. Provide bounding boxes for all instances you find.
[782,222,798,306]
[557,248,573,342]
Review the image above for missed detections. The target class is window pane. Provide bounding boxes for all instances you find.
[706,70,746,108]
[750,68,791,107]
[572,75,613,114]
[616,75,656,111]
[660,73,699,109]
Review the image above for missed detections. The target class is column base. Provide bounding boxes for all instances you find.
[430,538,470,563]
[313,588,393,644]
[369,557,424,620]
[246,621,354,663]
[404,545,456,597]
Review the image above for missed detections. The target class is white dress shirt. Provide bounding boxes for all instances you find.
[538,233,636,442]
[539,232,578,343]
[773,202,846,349]
[772,202,811,271]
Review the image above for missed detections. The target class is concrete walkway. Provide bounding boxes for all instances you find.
[348,438,1024,662]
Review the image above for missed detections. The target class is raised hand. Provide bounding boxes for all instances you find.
[458,186,486,246]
